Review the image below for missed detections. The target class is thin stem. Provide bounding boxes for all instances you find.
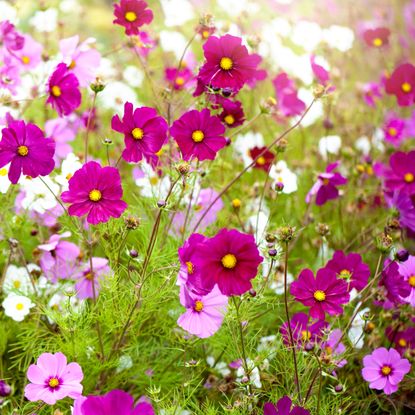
[84,91,97,162]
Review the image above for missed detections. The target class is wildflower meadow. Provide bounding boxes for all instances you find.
[1,0,415,414]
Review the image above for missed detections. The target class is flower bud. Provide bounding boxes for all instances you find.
[396,249,409,262]
[0,380,11,397]
[129,249,138,258]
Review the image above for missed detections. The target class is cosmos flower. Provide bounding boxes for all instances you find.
[12,34,43,70]
[385,326,415,355]
[383,116,406,147]
[219,99,245,128]
[362,347,410,395]
[197,34,260,93]
[362,82,382,107]
[264,395,310,415]
[61,161,127,225]
[269,161,298,194]
[24,352,83,405]
[189,228,263,296]
[290,268,350,320]
[384,190,415,232]
[384,151,415,195]
[0,20,24,52]
[310,55,331,86]
[306,161,347,206]
[170,109,226,161]
[272,72,306,117]
[397,254,415,306]
[177,284,228,338]
[379,260,410,306]
[363,27,390,48]
[324,250,370,291]
[44,118,76,164]
[321,329,347,368]
[3,264,39,295]
[165,66,193,90]
[249,147,275,172]
[0,119,55,184]
[385,63,415,107]
[46,63,82,116]
[73,257,110,299]
[2,294,35,322]
[113,0,153,36]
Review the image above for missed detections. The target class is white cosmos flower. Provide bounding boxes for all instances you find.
[236,359,262,388]
[19,177,59,214]
[160,0,194,27]
[98,81,140,112]
[269,160,298,194]
[29,9,58,33]
[0,1,18,22]
[0,164,11,194]
[291,20,324,52]
[123,66,144,88]
[2,294,35,322]
[3,264,39,295]
[295,88,323,127]
[234,132,264,167]
[323,25,354,52]
[159,31,187,59]
[55,153,82,190]
[134,162,171,199]
[318,135,342,160]
[348,306,370,349]
[355,136,371,155]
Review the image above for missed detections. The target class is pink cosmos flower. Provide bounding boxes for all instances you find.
[272,72,306,117]
[362,82,382,107]
[321,329,347,368]
[397,255,415,306]
[12,34,43,70]
[362,347,410,395]
[363,27,390,48]
[0,59,21,93]
[0,120,55,184]
[189,228,263,296]
[177,284,228,338]
[310,55,330,86]
[111,102,168,165]
[384,151,415,195]
[113,0,153,36]
[61,161,128,225]
[264,396,310,415]
[197,34,260,94]
[165,66,193,90]
[324,250,370,291]
[132,31,156,58]
[386,326,415,355]
[385,190,415,232]
[73,257,110,299]
[379,260,410,306]
[59,35,101,87]
[385,63,415,107]
[219,99,245,128]
[290,268,350,320]
[383,116,406,147]
[24,352,83,405]
[45,118,76,164]
[46,63,82,116]
[170,109,226,161]
[305,161,347,206]
[76,389,154,415]
[39,232,80,283]
[0,20,24,52]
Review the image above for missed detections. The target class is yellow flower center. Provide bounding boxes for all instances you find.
[48,378,60,388]
[388,127,397,136]
[149,176,159,186]
[325,345,333,355]
[373,38,383,47]
[15,303,24,310]
[256,156,266,166]
[89,189,102,202]
[339,269,351,279]
[132,127,144,140]
[85,272,94,281]
[51,85,61,97]
[322,178,330,186]
[232,198,241,208]
[301,330,311,341]
[221,253,237,269]
[68,60,76,70]
[13,280,21,289]
[404,173,414,183]
[175,77,185,86]
[408,275,415,287]
[224,114,235,125]
[313,290,326,302]
[21,55,30,65]
[192,130,205,143]
[125,11,137,22]
[0,168,7,176]
[17,145,29,156]
[66,173,73,180]
[202,30,210,39]
[402,82,412,93]
[186,261,194,274]
[194,300,204,312]
[366,165,374,176]
[381,365,392,376]
[220,57,233,71]
[398,338,407,347]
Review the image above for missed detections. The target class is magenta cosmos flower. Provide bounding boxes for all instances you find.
[0,20,24,52]
[272,72,306,117]
[325,250,370,291]
[397,254,415,306]
[61,161,127,225]
[290,268,349,320]
[189,228,263,296]
[264,396,310,415]
[362,347,411,395]
[383,116,406,147]
[219,99,245,128]
[165,66,193,91]
[384,151,415,195]
[76,389,154,415]
[363,27,390,48]
[47,63,81,116]
[170,109,226,161]
[113,0,153,36]
[385,63,415,106]
[197,34,260,93]
[177,284,228,338]
[73,257,110,299]
[111,102,168,165]
[306,161,347,206]
[24,352,83,405]
[0,120,55,184]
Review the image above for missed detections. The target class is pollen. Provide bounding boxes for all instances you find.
[51,85,62,97]
[125,11,137,22]
[16,303,24,310]
[132,127,144,140]
[21,56,30,65]
[339,269,351,279]
[408,275,415,287]
[256,156,266,166]
[175,77,185,86]
[381,365,392,376]
[224,114,235,125]
[186,261,194,274]
[221,253,237,269]
[17,145,29,156]
[322,178,330,186]
[85,272,94,281]
[232,198,241,208]
[89,189,102,202]
[194,300,204,312]
[202,30,210,39]
[301,330,311,341]
[149,176,159,185]
[0,168,7,176]
[398,338,407,347]
[402,82,412,93]
[66,173,73,180]
[372,38,383,47]
[404,172,414,183]
[388,127,397,136]
[192,130,205,143]
[68,60,76,70]
[313,290,326,302]
[220,56,233,71]
[48,377,60,388]
[13,280,21,289]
